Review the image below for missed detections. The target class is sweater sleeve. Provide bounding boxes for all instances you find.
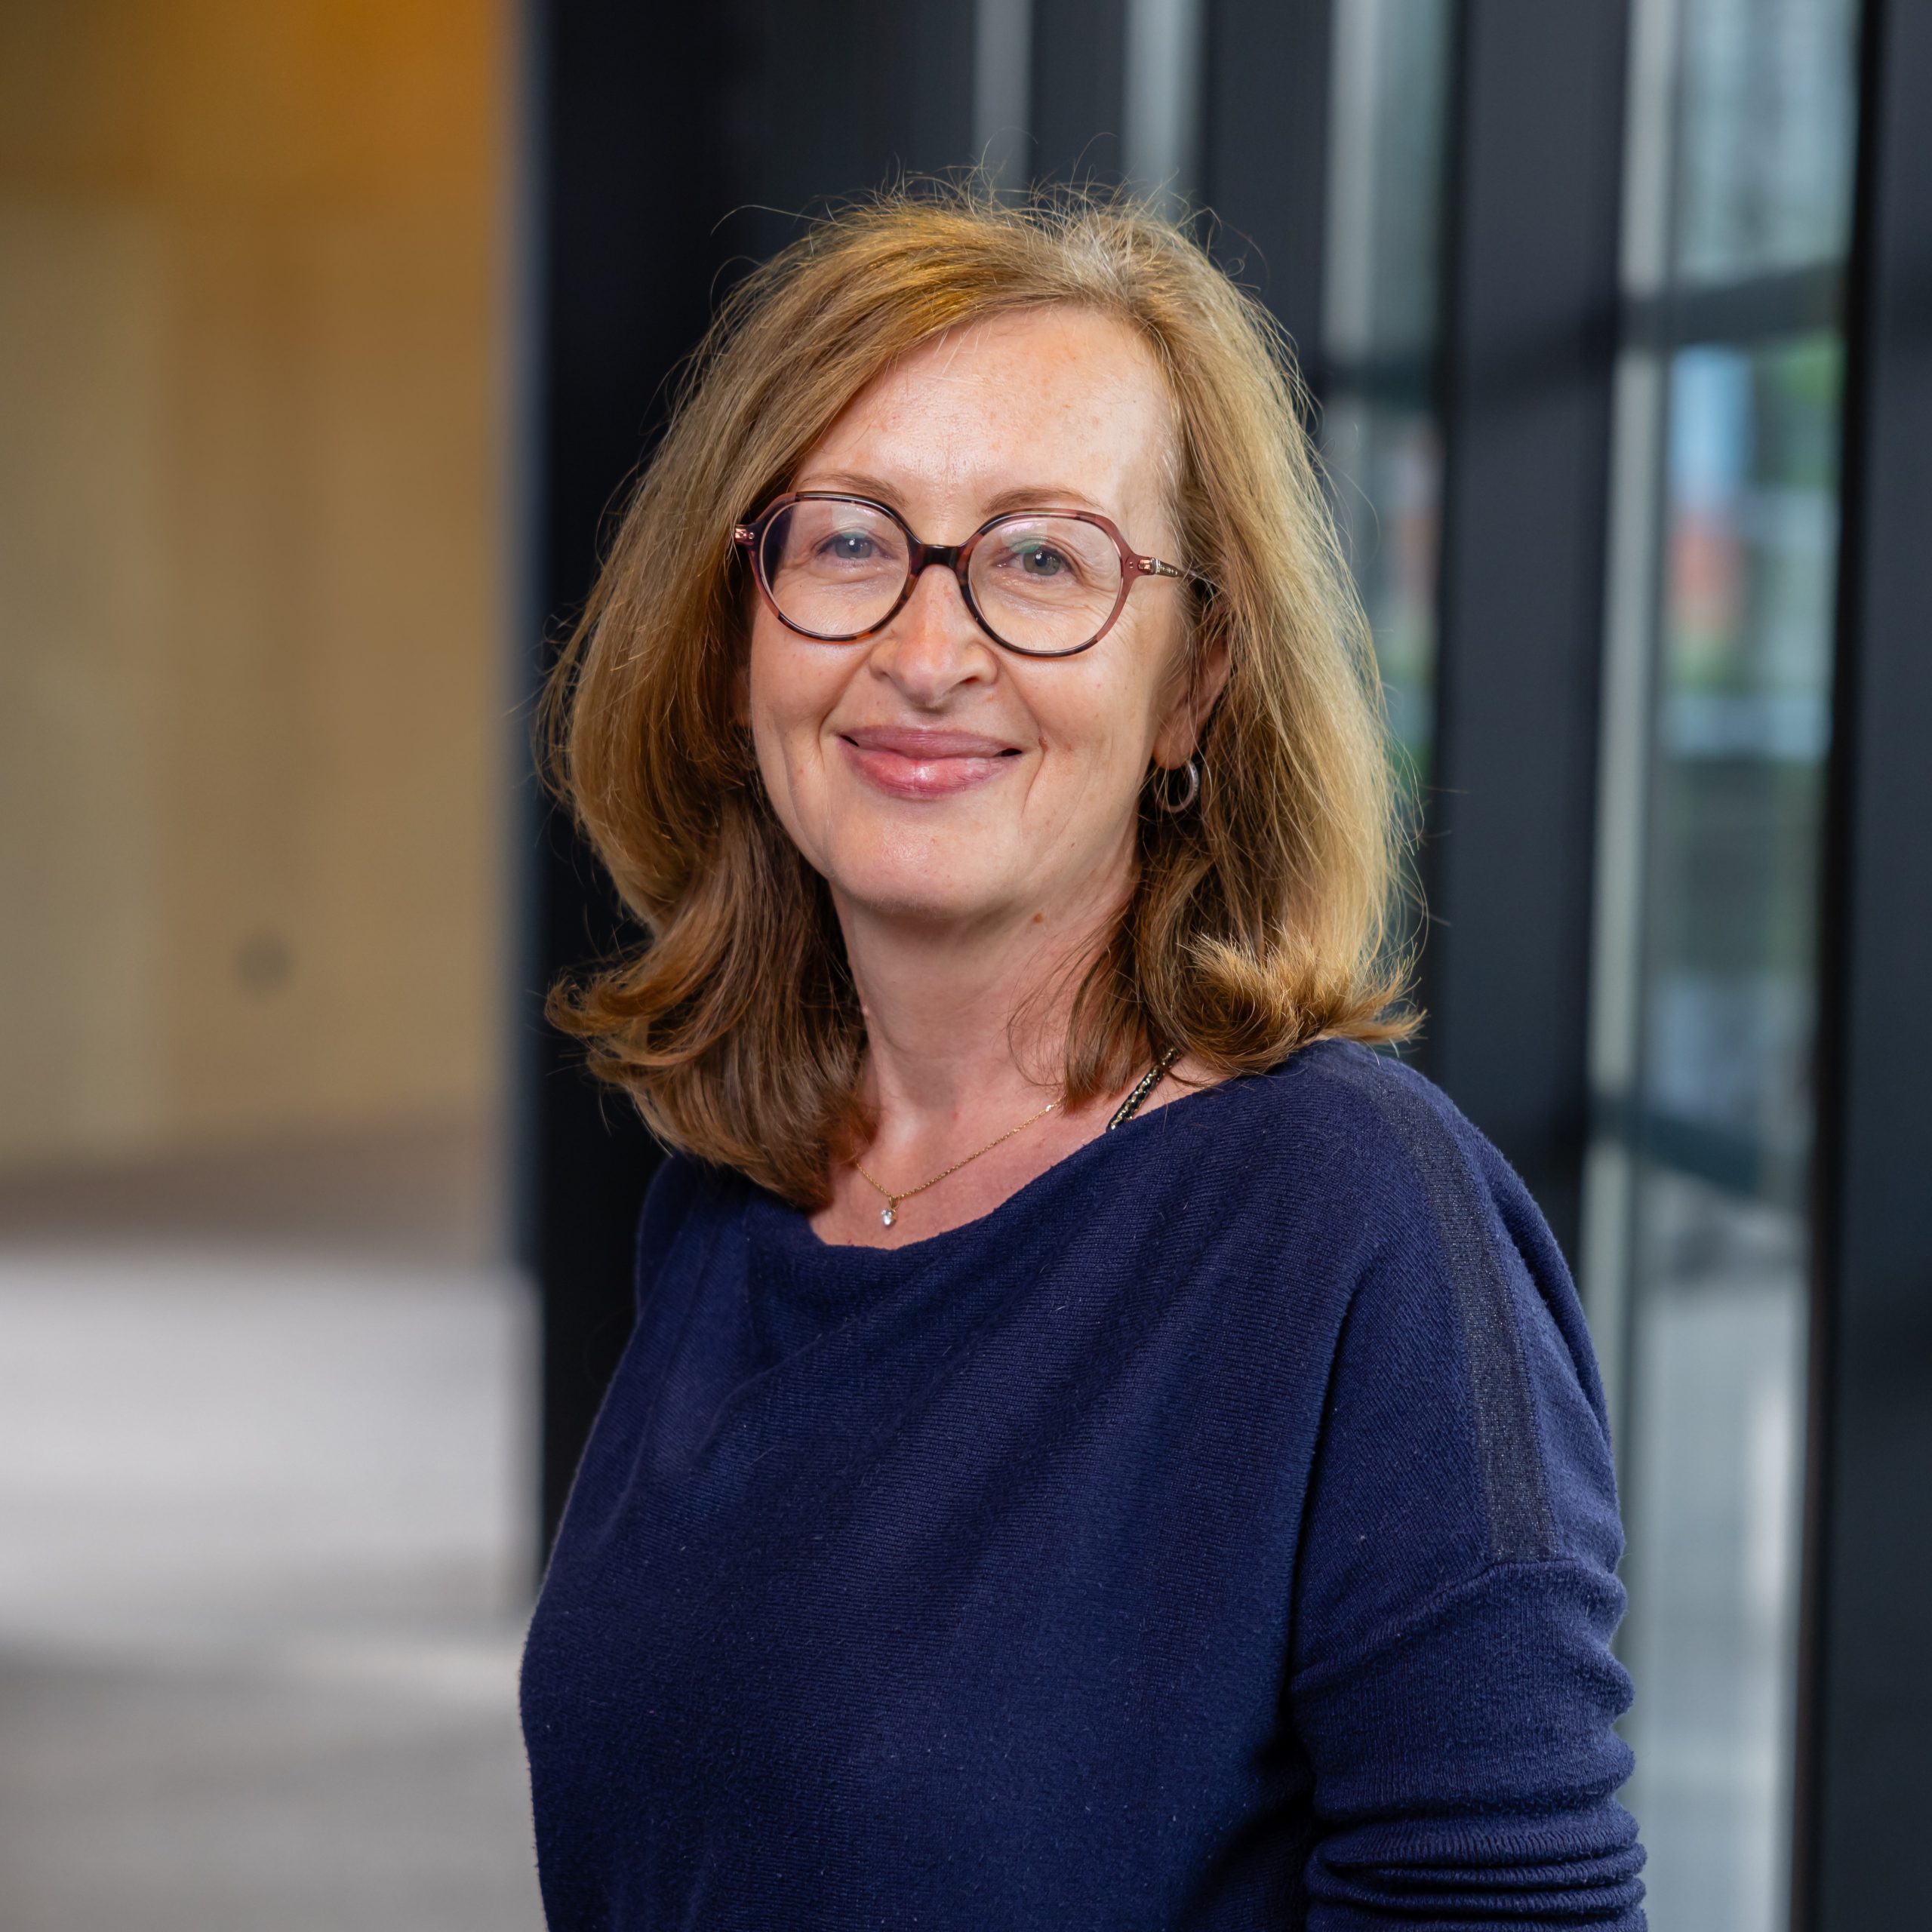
[1286,1059,1646,1928]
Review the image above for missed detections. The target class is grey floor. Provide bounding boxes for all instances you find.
[0,1244,545,1931]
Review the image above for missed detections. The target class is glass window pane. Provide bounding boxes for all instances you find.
[1589,0,1860,1916]
[1324,0,1454,369]
[1644,338,1839,1180]
[1322,395,1440,786]
[1322,0,1454,805]
[1623,1171,1807,1930]
[1612,332,1844,1931]
[1673,0,1859,285]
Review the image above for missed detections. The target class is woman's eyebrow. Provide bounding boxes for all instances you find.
[792,469,903,501]
[980,483,1107,516]
[791,472,1110,518]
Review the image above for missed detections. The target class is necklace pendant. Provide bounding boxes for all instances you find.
[881,1205,897,1228]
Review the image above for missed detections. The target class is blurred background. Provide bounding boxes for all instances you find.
[0,2,1923,1929]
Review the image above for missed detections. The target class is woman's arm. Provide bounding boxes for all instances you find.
[1287,1060,1646,1928]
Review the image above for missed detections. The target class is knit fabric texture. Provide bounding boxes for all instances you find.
[520,1038,1647,1927]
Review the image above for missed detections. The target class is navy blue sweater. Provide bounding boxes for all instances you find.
[521,1040,1645,1927]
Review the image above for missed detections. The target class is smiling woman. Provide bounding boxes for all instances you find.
[540,190,1403,1214]
[522,188,1646,1929]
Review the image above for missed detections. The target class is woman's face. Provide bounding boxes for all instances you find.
[745,306,1212,934]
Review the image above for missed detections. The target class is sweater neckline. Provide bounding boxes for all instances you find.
[744,1057,1263,1269]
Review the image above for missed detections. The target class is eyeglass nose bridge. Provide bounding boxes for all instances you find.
[906,538,965,577]
[903,537,977,614]
[884,539,1001,656]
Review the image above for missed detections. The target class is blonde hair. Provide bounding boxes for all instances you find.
[544,184,1413,1208]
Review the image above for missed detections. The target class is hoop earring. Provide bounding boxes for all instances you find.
[1152,756,1201,814]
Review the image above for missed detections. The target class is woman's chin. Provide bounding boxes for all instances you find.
[823,857,1024,929]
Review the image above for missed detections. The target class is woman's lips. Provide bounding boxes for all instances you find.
[838,727,1023,799]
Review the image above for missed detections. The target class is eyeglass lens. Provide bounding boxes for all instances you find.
[759,499,1124,654]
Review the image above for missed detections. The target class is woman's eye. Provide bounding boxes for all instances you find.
[820,531,877,562]
[1014,543,1069,577]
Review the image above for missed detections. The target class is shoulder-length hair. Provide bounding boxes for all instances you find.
[543,185,1414,1208]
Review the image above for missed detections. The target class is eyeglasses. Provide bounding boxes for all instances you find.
[733,492,1192,659]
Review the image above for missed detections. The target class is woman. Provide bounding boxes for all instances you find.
[521,189,1644,1929]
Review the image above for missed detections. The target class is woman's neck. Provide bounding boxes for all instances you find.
[832,869,1125,1151]
[814,857,1211,1247]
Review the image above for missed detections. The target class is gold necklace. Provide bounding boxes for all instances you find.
[854,1097,1059,1229]
[851,1046,1182,1229]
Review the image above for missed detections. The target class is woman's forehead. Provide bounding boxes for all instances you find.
[798,308,1178,516]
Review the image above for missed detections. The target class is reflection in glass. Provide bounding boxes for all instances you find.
[1592,0,1860,1912]
[1644,340,1839,1186]
[1673,0,1857,285]
[1321,0,1453,801]
[1624,1171,1806,1932]
[1323,399,1439,780]
[1614,332,1844,1932]
[1324,0,1454,371]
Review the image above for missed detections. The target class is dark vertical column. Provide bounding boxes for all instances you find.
[1032,0,1128,186]
[1798,2,1932,1923]
[1198,0,1334,381]
[520,0,980,1555]
[725,0,976,259]
[519,0,747,1553]
[1421,0,1629,1262]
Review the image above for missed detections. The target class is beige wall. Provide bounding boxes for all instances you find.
[0,0,508,1169]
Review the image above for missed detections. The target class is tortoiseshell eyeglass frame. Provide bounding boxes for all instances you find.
[731,491,1196,660]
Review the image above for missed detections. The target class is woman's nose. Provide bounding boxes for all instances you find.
[866,563,997,703]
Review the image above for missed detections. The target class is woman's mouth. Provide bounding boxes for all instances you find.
[837,726,1024,800]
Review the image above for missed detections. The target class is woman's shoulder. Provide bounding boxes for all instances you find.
[1129,1038,1550,1330]
[1109,1035,1527,1267]
[1259,1033,1574,1254]
[1218,1036,1520,1225]
[1247,1032,1466,1133]
[1230,1037,1610,1429]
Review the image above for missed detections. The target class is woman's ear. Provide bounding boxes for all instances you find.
[1152,626,1231,769]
